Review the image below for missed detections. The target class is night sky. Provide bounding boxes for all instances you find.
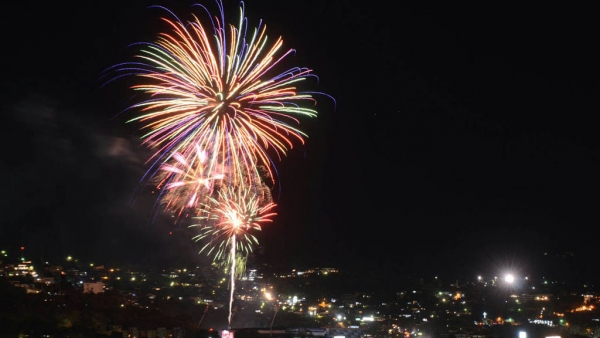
[1,2,599,283]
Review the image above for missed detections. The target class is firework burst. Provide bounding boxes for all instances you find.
[113,1,320,188]
[193,185,276,262]
[155,144,225,220]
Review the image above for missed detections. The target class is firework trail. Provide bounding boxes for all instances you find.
[193,185,276,326]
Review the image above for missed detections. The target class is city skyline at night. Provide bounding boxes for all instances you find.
[1,1,599,284]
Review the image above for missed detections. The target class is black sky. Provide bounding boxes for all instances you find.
[1,2,599,283]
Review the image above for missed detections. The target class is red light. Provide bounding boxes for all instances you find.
[209,328,214,332]
[20,247,25,250]
[169,232,173,235]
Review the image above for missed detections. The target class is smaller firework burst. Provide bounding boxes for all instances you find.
[192,185,276,263]
[155,144,225,219]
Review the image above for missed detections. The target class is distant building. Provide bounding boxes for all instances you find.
[15,261,36,277]
[128,327,139,338]
[18,284,40,294]
[340,293,357,306]
[248,269,257,281]
[326,328,363,338]
[173,327,186,338]
[40,277,55,285]
[108,324,122,333]
[521,293,551,302]
[83,281,104,293]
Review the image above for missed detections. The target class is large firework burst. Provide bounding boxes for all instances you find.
[114,1,319,188]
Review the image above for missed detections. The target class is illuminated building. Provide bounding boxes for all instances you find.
[83,281,104,294]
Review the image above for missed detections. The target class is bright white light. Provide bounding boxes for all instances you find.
[519,331,526,338]
[505,274,515,284]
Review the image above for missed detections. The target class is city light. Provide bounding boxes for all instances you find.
[0,260,592,335]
